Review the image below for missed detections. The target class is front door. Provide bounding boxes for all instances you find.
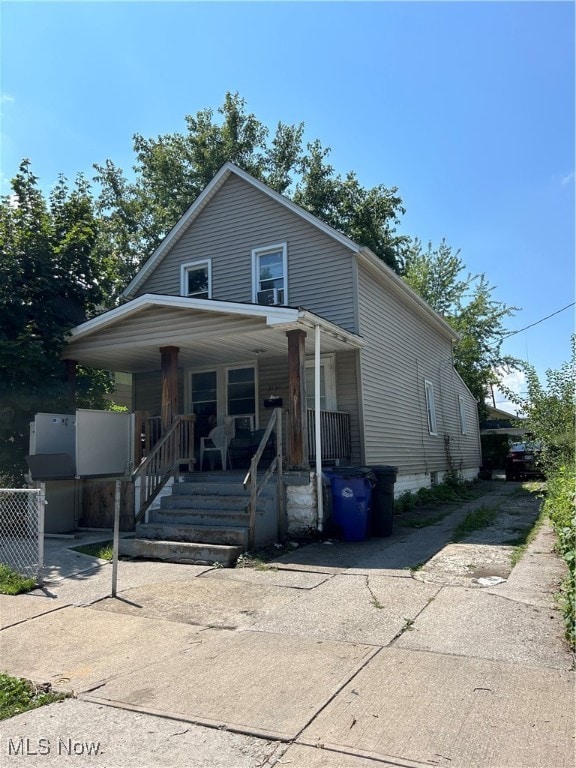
[189,365,257,451]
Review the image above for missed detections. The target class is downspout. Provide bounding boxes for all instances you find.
[315,324,324,532]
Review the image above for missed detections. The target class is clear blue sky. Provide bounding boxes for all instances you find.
[1,1,574,403]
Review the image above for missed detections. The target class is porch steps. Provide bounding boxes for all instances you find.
[135,522,249,548]
[120,471,277,567]
[119,538,242,567]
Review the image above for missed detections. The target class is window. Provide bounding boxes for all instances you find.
[252,243,287,305]
[181,260,211,299]
[305,356,336,411]
[425,380,437,435]
[458,395,467,434]
[227,367,256,417]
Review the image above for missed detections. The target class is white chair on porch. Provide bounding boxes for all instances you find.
[199,424,233,471]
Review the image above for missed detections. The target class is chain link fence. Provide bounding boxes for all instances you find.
[0,487,45,582]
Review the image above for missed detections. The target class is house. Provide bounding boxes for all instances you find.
[59,162,482,562]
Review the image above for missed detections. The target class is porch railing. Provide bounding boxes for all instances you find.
[133,414,195,524]
[243,408,284,549]
[307,409,351,463]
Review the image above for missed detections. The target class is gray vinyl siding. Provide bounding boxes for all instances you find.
[257,351,362,464]
[357,261,481,474]
[335,350,362,464]
[134,371,184,417]
[137,174,357,331]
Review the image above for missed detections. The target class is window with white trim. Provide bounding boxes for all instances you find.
[458,395,467,434]
[425,380,437,435]
[252,243,287,305]
[305,355,337,411]
[181,260,211,299]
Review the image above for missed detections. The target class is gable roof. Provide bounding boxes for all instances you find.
[123,162,363,299]
[122,162,458,342]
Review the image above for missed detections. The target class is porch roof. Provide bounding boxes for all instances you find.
[64,294,364,372]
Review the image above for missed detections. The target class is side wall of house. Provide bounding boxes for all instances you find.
[356,259,481,482]
[137,174,358,332]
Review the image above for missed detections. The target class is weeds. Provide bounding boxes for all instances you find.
[394,479,475,515]
[0,673,69,720]
[451,505,499,542]
[0,564,36,595]
[544,465,575,649]
[71,541,114,561]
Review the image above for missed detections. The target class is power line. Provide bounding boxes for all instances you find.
[502,302,575,339]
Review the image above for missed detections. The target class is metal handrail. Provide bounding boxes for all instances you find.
[243,408,284,549]
[133,414,195,524]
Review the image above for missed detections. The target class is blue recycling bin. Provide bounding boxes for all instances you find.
[324,467,375,541]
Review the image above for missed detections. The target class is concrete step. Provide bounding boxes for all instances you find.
[119,538,242,567]
[161,494,248,511]
[150,508,249,527]
[136,522,250,548]
[173,479,275,497]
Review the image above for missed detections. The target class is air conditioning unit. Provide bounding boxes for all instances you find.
[257,288,284,306]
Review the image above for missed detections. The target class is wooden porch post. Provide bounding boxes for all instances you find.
[64,359,77,411]
[160,346,179,431]
[286,329,309,469]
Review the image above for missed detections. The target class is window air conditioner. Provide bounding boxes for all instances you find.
[257,288,284,305]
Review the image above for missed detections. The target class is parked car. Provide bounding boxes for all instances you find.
[505,441,545,481]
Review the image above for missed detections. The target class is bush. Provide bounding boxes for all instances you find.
[544,465,575,649]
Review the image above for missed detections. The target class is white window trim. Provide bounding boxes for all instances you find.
[305,354,337,411]
[458,394,467,434]
[252,242,288,304]
[425,379,438,436]
[181,259,212,299]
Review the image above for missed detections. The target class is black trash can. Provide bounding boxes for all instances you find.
[323,467,375,541]
[368,465,398,537]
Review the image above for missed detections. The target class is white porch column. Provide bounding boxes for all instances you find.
[315,324,324,531]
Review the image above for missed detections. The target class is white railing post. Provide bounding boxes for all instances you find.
[112,479,121,597]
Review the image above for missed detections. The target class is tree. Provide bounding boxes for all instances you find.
[0,160,112,484]
[94,92,407,300]
[400,238,518,417]
[502,337,575,471]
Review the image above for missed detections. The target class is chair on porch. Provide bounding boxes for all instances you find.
[199,424,233,471]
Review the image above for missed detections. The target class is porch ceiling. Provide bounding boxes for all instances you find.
[64,296,363,373]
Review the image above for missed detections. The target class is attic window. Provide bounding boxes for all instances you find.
[181,260,211,299]
[252,243,287,305]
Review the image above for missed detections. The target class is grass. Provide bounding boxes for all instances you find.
[400,510,453,529]
[0,673,69,720]
[70,540,114,561]
[0,564,36,595]
[451,504,499,542]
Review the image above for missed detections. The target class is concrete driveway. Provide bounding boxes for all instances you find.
[0,482,573,767]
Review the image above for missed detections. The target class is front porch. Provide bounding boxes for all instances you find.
[61,295,364,559]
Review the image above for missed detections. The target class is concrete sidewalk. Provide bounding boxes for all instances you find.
[0,482,574,767]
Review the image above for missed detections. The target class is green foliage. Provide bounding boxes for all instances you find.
[451,504,499,542]
[0,673,68,720]
[0,564,36,595]
[94,92,407,299]
[544,465,576,648]
[481,432,513,469]
[504,338,575,473]
[394,478,473,514]
[71,540,113,560]
[400,239,518,417]
[501,346,575,647]
[0,161,114,484]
